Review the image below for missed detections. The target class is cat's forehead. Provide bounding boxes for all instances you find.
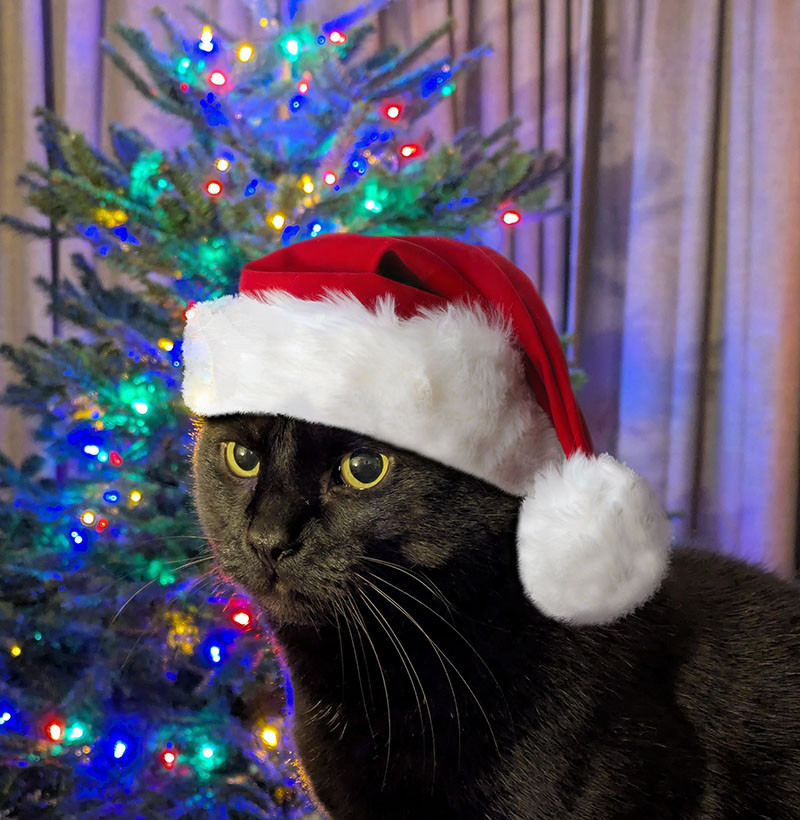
[202,413,376,453]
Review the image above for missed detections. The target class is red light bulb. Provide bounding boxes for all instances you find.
[161,749,177,769]
[209,71,227,87]
[399,144,420,159]
[47,721,64,742]
[383,103,402,120]
[501,209,521,225]
[205,180,222,196]
[232,609,251,627]
[109,451,123,467]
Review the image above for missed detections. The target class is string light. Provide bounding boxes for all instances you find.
[400,144,420,158]
[269,214,286,230]
[200,746,214,759]
[231,609,251,627]
[364,199,382,213]
[96,518,109,533]
[103,490,119,503]
[261,726,279,747]
[67,725,85,741]
[83,444,100,456]
[113,740,127,759]
[198,25,214,52]
[129,490,142,505]
[301,175,315,193]
[237,43,254,62]
[109,451,123,467]
[297,79,310,95]
[10,645,21,658]
[259,17,269,27]
[383,103,402,120]
[205,180,223,196]
[132,400,149,415]
[284,38,300,57]
[80,510,96,526]
[161,749,177,769]
[214,158,230,172]
[501,209,521,225]
[208,644,222,664]
[0,711,11,725]
[329,31,347,44]
[323,171,337,185]
[209,71,227,87]
[47,721,64,742]
[157,338,174,351]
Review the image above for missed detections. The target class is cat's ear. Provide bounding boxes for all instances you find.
[516,452,672,626]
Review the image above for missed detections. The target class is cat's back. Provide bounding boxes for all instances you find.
[659,547,800,816]
[664,546,800,681]
[495,548,800,820]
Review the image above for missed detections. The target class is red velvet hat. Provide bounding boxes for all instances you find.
[183,234,671,625]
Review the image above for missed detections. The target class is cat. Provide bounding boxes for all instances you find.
[191,411,800,820]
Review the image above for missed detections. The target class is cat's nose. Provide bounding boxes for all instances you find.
[247,528,293,570]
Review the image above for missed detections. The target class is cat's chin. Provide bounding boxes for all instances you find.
[252,580,326,628]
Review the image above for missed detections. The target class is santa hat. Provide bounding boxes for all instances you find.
[182,234,671,625]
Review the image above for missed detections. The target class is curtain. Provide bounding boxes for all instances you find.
[1,0,798,575]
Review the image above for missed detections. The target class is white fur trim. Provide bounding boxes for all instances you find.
[517,452,672,625]
[182,290,562,495]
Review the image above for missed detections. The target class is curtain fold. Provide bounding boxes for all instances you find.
[1,0,798,573]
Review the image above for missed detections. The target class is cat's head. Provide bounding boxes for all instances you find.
[191,413,520,627]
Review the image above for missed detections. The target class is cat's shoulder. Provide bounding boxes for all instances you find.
[658,544,800,642]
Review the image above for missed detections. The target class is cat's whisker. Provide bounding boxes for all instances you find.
[111,577,161,624]
[356,573,462,767]
[341,593,376,741]
[333,600,347,690]
[361,573,502,760]
[349,588,393,789]
[356,582,436,783]
[365,568,512,729]
[111,557,217,625]
[362,556,453,613]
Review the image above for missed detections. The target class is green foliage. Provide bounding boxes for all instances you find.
[0,2,565,816]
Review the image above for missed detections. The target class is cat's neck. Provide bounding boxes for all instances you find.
[271,581,567,805]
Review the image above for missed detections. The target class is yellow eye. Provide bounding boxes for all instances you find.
[340,449,389,490]
[224,441,260,478]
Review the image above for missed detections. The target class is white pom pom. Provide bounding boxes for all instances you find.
[516,452,672,625]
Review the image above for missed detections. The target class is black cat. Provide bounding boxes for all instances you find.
[191,412,800,819]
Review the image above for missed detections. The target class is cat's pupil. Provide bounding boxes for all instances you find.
[348,449,383,483]
[233,444,259,472]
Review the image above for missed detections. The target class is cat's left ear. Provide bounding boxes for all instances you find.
[516,452,672,626]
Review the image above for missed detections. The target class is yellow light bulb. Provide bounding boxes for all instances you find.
[261,726,279,747]
[302,179,315,193]
[215,158,230,172]
[80,510,96,526]
[157,338,174,351]
[10,645,21,657]
[237,44,254,62]
[129,490,142,504]
[270,214,286,230]
[201,25,213,42]
[259,17,269,26]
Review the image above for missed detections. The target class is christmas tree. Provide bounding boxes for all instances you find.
[0,2,563,816]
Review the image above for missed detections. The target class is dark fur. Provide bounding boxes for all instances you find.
[191,413,800,819]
